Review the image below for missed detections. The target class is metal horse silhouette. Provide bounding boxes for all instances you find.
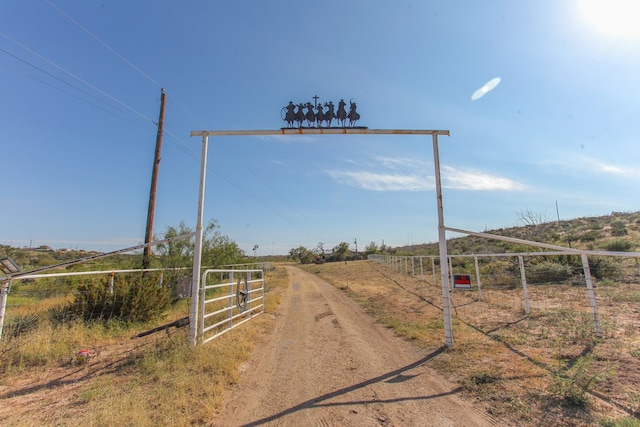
[282,97,363,128]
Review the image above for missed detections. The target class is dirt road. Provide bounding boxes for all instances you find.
[215,265,500,427]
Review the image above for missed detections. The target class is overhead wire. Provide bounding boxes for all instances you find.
[0,49,149,129]
[162,130,304,229]
[43,0,163,89]
[32,1,313,237]
[0,32,156,125]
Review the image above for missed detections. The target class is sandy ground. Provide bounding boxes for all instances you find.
[214,265,502,427]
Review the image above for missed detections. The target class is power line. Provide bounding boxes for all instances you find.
[0,49,149,128]
[162,131,306,231]
[45,0,204,128]
[17,4,313,239]
[44,0,163,89]
[0,32,155,124]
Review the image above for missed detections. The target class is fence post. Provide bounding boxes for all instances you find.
[419,257,424,277]
[109,271,115,294]
[0,279,11,341]
[432,257,437,286]
[581,253,603,337]
[189,134,209,347]
[518,256,531,314]
[248,272,253,315]
[411,257,415,276]
[474,256,483,301]
[448,256,453,291]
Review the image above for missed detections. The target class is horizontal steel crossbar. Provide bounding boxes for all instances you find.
[191,129,450,137]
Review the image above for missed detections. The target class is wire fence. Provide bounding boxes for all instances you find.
[369,253,640,346]
[1,262,274,342]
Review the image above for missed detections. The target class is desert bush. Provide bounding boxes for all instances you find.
[599,418,640,427]
[602,239,635,252]
[3,313,40,339]
[527,261,573,283]
[580,230,602,242]
[47,303,76,325]
[588,256,622,280]
[549,354,616,407]
[611,221,629,236]
[67,273,171,323]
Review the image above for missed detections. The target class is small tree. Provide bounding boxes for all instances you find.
[155,221,194,268]
[515,209,553,242]
[156,220,245,269]
[289,246,314,264]
[333,242,350,261]
[364,241,379,256]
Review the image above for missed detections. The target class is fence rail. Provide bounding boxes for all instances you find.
[369,251,640,341]
[200,269,265,344]
[0,261,273,343]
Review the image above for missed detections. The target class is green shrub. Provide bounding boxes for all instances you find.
[602,239,635,252]
[527,261,573,283]
[599,418,640,427]
[611,221,629,236]
[580,230,602,242]
[589,257,622,280]
[549,354,616,407]
[3,313,40,339]
[48,303,76,325]
[68,273,171,323]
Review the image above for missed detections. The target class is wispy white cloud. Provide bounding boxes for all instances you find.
[374,156,428,170]
[326,157,525,192]
[586,158,640,179]
[547,155,640,180]
[442,166,526,190]
[326,170,429,191]
[264,134,317,144]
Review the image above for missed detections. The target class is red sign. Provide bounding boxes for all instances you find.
[453,274,472,289]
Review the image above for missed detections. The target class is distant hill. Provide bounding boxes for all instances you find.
[394,211,640,256]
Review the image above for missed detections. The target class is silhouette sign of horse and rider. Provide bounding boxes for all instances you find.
[281,97,363,129]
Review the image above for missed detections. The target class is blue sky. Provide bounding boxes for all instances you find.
[1,1,639,256]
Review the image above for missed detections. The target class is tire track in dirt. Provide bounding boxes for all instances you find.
[214,265,501,426]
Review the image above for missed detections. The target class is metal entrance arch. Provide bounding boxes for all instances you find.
[188,128,453,347]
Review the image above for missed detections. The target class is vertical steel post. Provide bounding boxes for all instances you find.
[448,256,454,292]
[0,279,11,341]
[518,255,531,314]
[474,256,483,300]
[109,271,114,294]
[581,253,602,337]
[189,134,208,346]
[432,133,453,347]
[432,257,437,286]
[228,272,234,328]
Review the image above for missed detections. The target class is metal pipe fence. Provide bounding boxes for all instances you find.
[200,269,264,344]
[0,261,273,344]
[369,251,640,343]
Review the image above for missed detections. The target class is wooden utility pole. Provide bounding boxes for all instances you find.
[143,88,166,269]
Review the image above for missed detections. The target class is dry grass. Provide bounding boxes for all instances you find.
[0,266,290,426]
[301,260,640,426]
[3,260,640,426]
